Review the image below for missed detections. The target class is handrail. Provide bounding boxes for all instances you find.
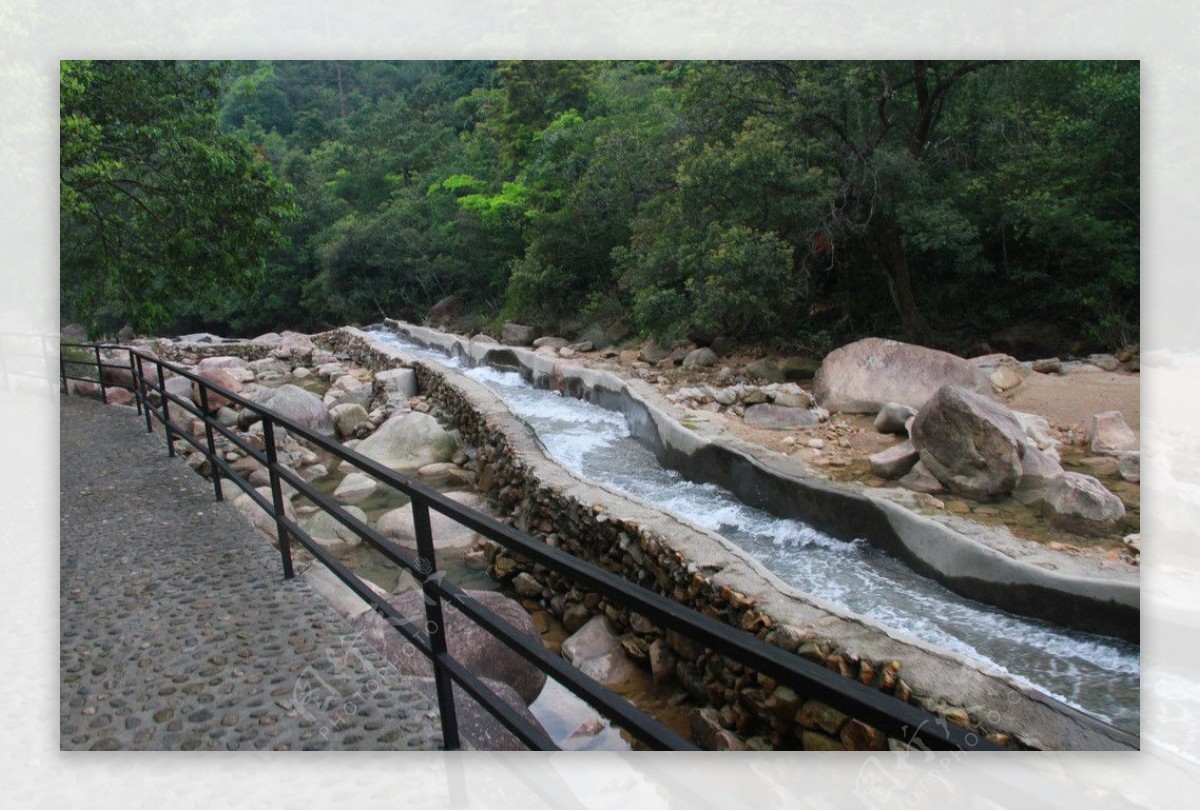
[61,341,1000,752]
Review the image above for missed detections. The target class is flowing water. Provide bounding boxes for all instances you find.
[370,329,1140,733]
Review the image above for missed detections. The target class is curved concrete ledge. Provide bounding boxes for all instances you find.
[384,321,1138,644]
[346,323,1136,751]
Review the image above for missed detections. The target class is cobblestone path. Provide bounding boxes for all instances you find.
[59,395,443,751]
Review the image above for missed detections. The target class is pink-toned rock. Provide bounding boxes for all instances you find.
[1090,410,1138,455]
[813,338,991,413]
[193,368,243,412]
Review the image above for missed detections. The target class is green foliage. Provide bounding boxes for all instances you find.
[62,60,1138,354]
[60,60,296,334]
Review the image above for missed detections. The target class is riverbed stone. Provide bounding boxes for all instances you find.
[874,402,916,435]
[232,486,296,544]
[1090,410,1138,455]
[869,440,919,480]
[682,348,718,370]
[193,368,243,412]
[352,589,547,703]
[745,358,785,383]
[561,615,639,687]
[1043,472,1126,536]
[501,323,535,346]
[333,472,377,504]
[330,403,370,438]
[243,383,335,437]
[744,403,821,430]
[898,460,945,494]
[1012,444,1064,507]
[813,337,991,413]
[375,490,487,550]
[911,385,1027,500]
[355,411,456,471]
[300,506,368,552]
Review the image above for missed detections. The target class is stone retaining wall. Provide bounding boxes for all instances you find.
[320,327,1137,752]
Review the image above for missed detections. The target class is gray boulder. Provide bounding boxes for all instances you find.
[898,460,945,494]
[351,589,547,704]
[682,347,719,370]
[300,505,368,552]
[245,383,335,437]
[638,341,672,364]
[910,385,1027,501]
[744,403,821,430]
[193,368,243,412]
[1012,444,1064,507]
[355,411,456,471]
[533,336,569,350]
[745,358,785,383]
[330,403,370,438]
[410,677,548,751]
[376,490,487,551]
[501,323,535,346]
[813,337,991,413]
[374,368,418,405]
[1043,472,1126,536]
[333,472,377,504]
[874,402,916,435]
[869,440,919,480]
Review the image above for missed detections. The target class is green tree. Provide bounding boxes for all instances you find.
[61,60,296,333]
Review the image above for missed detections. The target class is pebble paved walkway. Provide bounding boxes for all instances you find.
[59,395,443,751]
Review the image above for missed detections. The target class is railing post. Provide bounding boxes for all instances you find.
[95,345,107,403]
[262,417,294,579]
[135,354,153,434]
[412,500,460,751]
[197,383,223,502]
[156,361,175,457]
[59,350,67,395]
[127,349,142,416]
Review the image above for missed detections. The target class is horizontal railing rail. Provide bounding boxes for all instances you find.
[62,342,1000,752]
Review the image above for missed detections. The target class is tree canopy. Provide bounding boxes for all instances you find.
[60,60,295,333]
[61,60,1138,355]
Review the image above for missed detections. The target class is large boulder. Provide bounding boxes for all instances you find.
[193,368,243,412]
[745,359,785,383]
[376,490,487,551]
[232,486,296,544]
[330,403,370,438]
[350,588,547,704]
[300,505,368,552]
[245,383,335,437]
[429,294,463,324]
[409,676,548,751]
[910,385,1027,501]
[333,472,377,504]
[272,331,315,361]
[1043,472,1126,536]
[682,348,719,370]
[1012,444,1064,507]
[812,338,991,413]
[355,411,457,472]
[1090,410,1138,455]
[197,356,250,373]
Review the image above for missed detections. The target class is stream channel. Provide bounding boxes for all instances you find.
[367,328,1140,735]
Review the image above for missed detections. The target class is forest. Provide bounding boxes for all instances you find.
[60,60,1139,357]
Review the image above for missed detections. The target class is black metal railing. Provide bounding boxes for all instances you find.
[60,342,1000,752]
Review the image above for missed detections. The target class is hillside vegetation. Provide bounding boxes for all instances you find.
[61,60,1138,357]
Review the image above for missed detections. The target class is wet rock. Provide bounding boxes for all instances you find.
[813,338,991,413]
[911,385,1027,500]
[1043,472,1126,536]
[744,403,821,430]
[1090,410,1138,455]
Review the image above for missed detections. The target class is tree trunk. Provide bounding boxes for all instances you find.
[872,219,936,345]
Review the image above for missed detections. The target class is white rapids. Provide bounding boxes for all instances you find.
[372,330,1140,733]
